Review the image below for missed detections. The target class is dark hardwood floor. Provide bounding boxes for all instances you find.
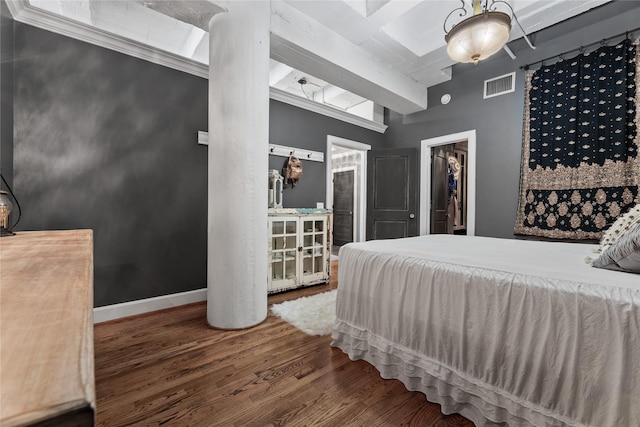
[94,261,473,426]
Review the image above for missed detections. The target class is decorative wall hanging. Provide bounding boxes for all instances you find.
[515,38,640,239]
[282,156,303,188]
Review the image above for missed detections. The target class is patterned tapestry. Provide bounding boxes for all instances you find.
[515,38,640,239]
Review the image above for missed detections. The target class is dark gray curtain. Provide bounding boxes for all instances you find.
[515,39,639,239]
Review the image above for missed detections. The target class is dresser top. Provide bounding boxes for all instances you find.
[268,208,332,215]
[0,230,95,426]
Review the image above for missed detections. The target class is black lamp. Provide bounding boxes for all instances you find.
[0,173,20,237]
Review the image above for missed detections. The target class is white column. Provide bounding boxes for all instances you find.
[207,2,269,329]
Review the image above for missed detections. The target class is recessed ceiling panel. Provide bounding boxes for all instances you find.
[381,1,452,57]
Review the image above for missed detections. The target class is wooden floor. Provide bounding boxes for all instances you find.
[94,261,473,426]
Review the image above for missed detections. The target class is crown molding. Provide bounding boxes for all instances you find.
[5,0,387,133]
[5,0,209,79]
[269,87,387,133]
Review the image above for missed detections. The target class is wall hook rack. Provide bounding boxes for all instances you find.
[269,144,324,163]
[197,132,324,163]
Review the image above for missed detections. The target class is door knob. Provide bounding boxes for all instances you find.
[409,213,415,219]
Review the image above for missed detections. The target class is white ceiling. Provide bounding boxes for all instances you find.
[11,0,611,114]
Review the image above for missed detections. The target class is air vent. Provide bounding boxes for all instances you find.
[484,72,516,99]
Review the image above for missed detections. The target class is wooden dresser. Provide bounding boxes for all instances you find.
[0,230,95,426]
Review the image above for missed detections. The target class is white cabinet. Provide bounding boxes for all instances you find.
[268,209,331,293]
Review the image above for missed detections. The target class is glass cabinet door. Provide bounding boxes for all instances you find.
[268,214,330,293]
[269,217,298,291]
[300,216,327,284]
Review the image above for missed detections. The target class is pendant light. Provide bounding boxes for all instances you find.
[444,0,512,64]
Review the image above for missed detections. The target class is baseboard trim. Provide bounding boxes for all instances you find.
[94,288,207,324]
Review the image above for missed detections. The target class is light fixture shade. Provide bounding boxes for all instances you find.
[446,11,511,64]
[0,190,13,232]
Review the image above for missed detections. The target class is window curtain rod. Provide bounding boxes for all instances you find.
[520,27,640,71]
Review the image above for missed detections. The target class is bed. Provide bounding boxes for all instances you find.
[331,235,640,427]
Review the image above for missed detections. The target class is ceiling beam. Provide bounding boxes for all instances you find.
[134,0,226,31]
[509,0,611,39]
[282,0,422,46]
[270,0,427,114]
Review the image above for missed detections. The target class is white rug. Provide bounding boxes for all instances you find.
[270,290,337,336]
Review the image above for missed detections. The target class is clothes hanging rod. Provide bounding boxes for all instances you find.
[520,27,640,70]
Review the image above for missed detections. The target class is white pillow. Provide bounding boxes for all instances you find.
[593,223,640,273]
[599,203,640,251]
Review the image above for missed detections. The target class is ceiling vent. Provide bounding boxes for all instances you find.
[484,72,516,99]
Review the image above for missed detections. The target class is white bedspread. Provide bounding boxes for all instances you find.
[331,235,640,427]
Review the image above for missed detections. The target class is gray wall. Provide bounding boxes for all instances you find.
[5,20,385,307]
[0,3,13,188]
[12,22,209,307]
[384,0,640,238]
[269,100,384,208]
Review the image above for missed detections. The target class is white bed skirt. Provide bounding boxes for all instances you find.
[333,322,559,426]
[331,235,640,427]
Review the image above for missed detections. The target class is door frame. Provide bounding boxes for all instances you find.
[420,130,476,236]
[326,135,371,242]
[332,166,357,244]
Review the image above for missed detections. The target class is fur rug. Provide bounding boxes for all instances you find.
[270,290,337,336]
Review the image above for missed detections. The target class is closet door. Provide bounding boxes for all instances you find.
[333,170,355,246]
[366,148,418,240]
